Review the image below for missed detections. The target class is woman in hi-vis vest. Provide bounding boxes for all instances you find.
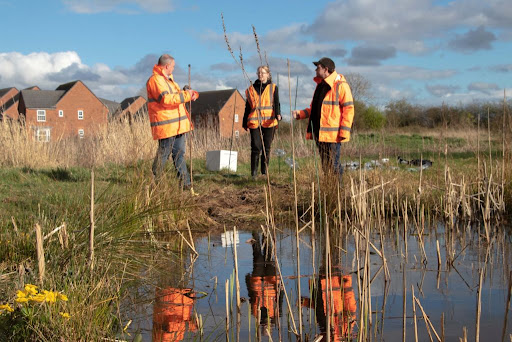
[243,66,281,179]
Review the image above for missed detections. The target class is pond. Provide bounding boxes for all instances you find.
[124,221,512,341]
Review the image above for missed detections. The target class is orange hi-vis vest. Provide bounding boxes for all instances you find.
[297,71,354,142]
[152,288,197,342]
[245,83,277,129]
[319,274,357,340]
[147,65,193,140]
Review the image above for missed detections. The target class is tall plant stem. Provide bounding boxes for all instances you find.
[287,58,302,338]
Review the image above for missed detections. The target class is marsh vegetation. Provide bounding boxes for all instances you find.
[0,99,511,341]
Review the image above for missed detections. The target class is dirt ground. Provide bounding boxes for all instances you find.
[191,177,296,231]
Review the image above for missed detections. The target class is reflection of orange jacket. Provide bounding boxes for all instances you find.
[152,288,197,342]
[248,275,280,320]
[302,274,357,341]
[320,275,357,340]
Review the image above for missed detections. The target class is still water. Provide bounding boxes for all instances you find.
[125,223,512,341]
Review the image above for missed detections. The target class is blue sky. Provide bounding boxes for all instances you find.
[1,0,511,114]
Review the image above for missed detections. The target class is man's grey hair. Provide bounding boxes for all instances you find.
[158,54,175,66]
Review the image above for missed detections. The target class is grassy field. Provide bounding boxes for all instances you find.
[0,117,510,340]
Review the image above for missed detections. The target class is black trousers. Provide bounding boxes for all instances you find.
[250,126,275,176]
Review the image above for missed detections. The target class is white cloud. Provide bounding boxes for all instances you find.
[467,82,500,94]
[0,51,154,101]
[202,24,347,59]
[306,0,512,55]
[62,0,174,13]
[0,51,81,88]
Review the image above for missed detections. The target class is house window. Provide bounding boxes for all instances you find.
[59,110,64,117]
[37,110,46,122]
[234,114,239,123]
[35,128,50,142]
[235,130,239,138]
[78,129,84,138]
[78,110,84,120]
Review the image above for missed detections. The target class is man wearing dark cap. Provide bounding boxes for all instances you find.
[292,57,354,184]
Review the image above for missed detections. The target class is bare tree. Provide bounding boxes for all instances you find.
[345,72,372,103]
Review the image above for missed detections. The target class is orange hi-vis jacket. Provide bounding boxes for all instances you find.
[297,71,354,142]
[147,65,193,140]
[152,288,197,342]
[245,83,278,129]
[319,274,357,339]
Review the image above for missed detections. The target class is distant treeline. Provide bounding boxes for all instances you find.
[353,99,511,131]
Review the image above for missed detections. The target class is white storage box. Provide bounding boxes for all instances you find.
[206,150,237,172]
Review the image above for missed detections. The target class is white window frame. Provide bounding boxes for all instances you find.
[234,114,239,123]
[78,110,84,120]
[35,128,50,142]
[78,129,84,138]
[59,110,64,117]
[234,130,239,138]
[37,110,46,122]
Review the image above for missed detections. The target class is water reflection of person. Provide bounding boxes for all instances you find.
[245,231,283,330]
[302,267,357,341]
[152,287,197,342]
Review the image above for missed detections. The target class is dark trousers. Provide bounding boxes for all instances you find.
[316,141,343,183]
[250,127,275,176]
[152,134,191,187]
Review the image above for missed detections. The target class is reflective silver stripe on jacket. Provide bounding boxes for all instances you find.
[158,91,168,103]
[252,106,273,111]
[150,115,188,127]
[319,126,351,132]
[341,101,354,107]
[248,115,274,121]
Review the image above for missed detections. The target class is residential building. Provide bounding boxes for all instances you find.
[18,80,108,142]
[191,89,246,138]
[0,86,41,121]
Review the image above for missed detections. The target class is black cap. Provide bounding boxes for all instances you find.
[313,57,335,72]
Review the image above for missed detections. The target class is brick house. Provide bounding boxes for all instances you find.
[0,86,40,121]
[191,89,246,138]
[0,87,18,120]
[18,80,108,142]
[100,96,147,123]
[113,96,147,123]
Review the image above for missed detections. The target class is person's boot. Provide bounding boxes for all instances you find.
[251,153,259,179]
[261,154,267,176]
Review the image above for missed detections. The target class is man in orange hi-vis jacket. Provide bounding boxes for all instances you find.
[152,287,197,342]
[292,57,354,184]
[147,54,199,190]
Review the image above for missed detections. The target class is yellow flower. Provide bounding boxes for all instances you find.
[58,293,68,302]
[15,297,29,303]
[0,304,14,313]
[16,290,27,299]
[24,284,38,295]
[42,291,57,304]
[59,312,71,319]
[30,294,46,303]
